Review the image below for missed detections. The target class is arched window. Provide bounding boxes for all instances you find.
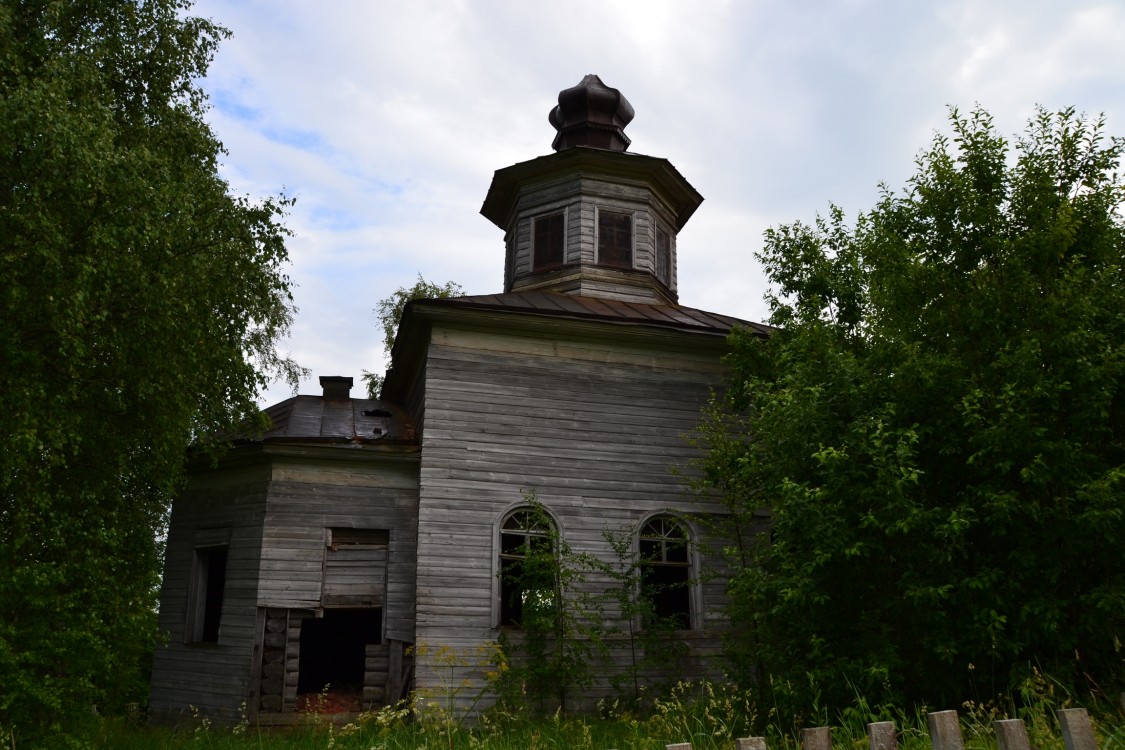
[498,507,556,627]
[638,516,692,629]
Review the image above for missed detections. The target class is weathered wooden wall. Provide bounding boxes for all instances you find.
[505,175,682,304]
[411,320,745,713]
[257,453,419,643]
[149,445,420,725]
[148,463,269,724]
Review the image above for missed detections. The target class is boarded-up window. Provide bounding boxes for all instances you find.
[656,226,671,285]
[598,210,633,269]
[533,212,565,269]
[324,528,388,607]
[499,508,555,627]
[639,516,691,629]
[186,545,228,643]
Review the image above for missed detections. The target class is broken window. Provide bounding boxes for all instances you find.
[498,507,556,627]
[638,516,691,629]
[186,544,228,643]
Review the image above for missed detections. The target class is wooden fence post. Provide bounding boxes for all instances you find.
[927,710,965,750]
[1058,708,1098,750]
[868,721,897,750]
[666,744,693,750]
[994,719,1031,750]
[737,738,768,750]
[803,726,832,750]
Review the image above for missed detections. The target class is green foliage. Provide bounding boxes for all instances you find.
[490,494,605,716]
[45,674,1125,750]
[0,0,301,744]
[588,526,690,705]
[361,274,463,397]
[701,107,1125,712]
[410,641,499,737]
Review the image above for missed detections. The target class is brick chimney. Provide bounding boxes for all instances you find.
[319,376,353,400]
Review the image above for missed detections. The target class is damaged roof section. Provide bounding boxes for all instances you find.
[247,377,416,445]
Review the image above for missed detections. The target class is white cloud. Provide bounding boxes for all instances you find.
[186,0,1125,406]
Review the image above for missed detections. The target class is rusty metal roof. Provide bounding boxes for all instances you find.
[418,291,773,338]
[254,396,416,444]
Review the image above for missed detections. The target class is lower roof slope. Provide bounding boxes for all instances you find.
[416,291,773,338]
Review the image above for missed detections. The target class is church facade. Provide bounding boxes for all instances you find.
[147,75,770,724]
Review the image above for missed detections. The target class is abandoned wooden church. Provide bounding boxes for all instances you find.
[147,75,771,724]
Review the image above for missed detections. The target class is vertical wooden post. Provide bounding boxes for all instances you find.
[868,721,897,750]
[1058,708,1098,750]
[994,719,1031,750]
[803,726,832,750]
[927,710,965,750]
[387,639,404,704]
[737,739,768,750]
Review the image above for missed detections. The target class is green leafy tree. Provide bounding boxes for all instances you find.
[362,274,463,397]
[0,1,301,743]
[701,107,1125,714]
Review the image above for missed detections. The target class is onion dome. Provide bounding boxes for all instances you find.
[549,74,635,152]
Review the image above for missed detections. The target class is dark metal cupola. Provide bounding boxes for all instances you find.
[549,73,635,152]
[481,75,702,305]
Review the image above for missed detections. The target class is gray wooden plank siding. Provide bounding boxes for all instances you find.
[412,325,736,713]
[257,461,419,643]
[151,448,421,724]
[148,472,269,724]
[507,175,681,299]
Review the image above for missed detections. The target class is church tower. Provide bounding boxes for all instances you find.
[480,75,703,306]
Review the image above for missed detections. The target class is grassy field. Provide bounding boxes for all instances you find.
[70,679,1125,750]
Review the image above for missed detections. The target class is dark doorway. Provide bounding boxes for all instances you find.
[297,609,382,694]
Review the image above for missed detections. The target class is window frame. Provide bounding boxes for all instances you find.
[493,504,560,628]
[532,209,567,270]
[655,224,672,286]
[185,542,229,644]
[596,207,634,269]
[635,513,699,631]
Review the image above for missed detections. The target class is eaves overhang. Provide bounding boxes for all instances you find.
[480,147,703,231]
[185,440,421,475]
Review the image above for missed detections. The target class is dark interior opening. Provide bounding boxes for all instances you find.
[642,565,690,628]
[199,546,227,643]
[297,608,382,693]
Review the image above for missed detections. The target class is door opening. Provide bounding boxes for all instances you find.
[297,608,381,710]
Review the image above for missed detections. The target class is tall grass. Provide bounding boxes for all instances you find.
[74,674,1125,750]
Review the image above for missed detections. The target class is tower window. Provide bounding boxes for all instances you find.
[498,507,556,626]
[533,212,565,269]
[656,226,671,285]
[638,516,691,629]
[598,210,633,269]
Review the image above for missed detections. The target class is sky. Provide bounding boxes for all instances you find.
[185,0,1125,407]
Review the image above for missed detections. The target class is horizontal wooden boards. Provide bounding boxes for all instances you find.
[413,319,736,708]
